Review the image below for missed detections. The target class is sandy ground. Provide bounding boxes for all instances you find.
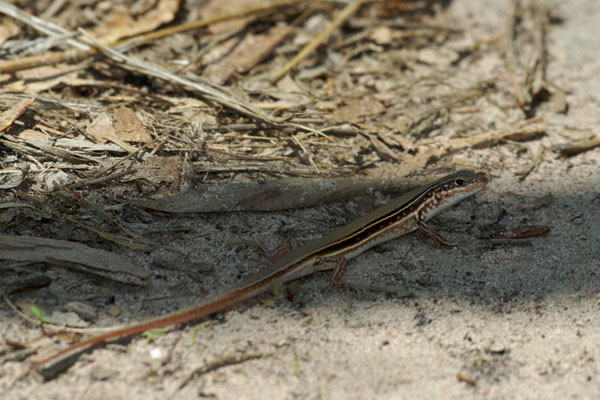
[2,0,600,398]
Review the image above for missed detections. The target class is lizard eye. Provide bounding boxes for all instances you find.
[454,178,465,186]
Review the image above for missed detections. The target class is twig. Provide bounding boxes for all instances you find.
[64,216,156,252]
[515,141,544,181]
[408,81,494,137]
[2,293,45,327]
[269,0,367,83]
[524,3,549,99]
[0,163,28,189]
[0,0,89,51]
[0,97,35,134]
[119,0,304,50]
[77,28,282,125]
[59,190,138,238]
[420,117,546,163]
[448,117,545,150]
[0,0,305,73]
[503,0,527,106]
[1,293,130,334]
[1,2,331,139]
[171,352,273,395]
[190,162,343,177]
[290,134,320,173]
[554,135,600,156]
[77,28,331,142]
[68,169,135,189]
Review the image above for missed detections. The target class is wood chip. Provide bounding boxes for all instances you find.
[0,97,33,133]
[0,235,150,285]
[135,177,427,213]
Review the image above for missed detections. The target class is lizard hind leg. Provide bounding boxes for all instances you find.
[312,255,348,287]
[321,256,368,294]
[264,238,298,262]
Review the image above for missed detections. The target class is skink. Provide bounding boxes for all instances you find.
[19,170,488,379]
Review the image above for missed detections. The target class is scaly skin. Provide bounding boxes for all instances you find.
[17,170,488,382]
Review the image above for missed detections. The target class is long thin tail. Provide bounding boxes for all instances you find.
[16,285,254,382]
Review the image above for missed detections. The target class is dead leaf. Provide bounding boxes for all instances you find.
[409,145,443,170]
[0,164,28,189]
[16,65,80,94]
[87,113,116,144]
[329,97,385,123]
[276,74,303,93]
[0,17,20,46]
[17,129,48,141]
[203,23,291,84]
[87,113,137,153]
[113,106,152,143]
[365,133,403,161]
[133,156,181,184]
[92,0,180,43]
[199,0,272,34]
[255,75,312,109]
[377,129,416,151]
[15,129,98,165]
[384,116,412,135]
